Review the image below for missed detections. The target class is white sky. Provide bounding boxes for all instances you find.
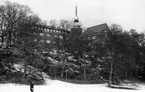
[2,0,145,32]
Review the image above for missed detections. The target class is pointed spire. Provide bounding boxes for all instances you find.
[75,5,77,18]
[73,3,81,28]
[74,4,79,23]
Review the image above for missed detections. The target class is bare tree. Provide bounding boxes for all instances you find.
[0,1,32,48]
[108,24,123,86]
[58,19,73,31]
[49,19,58,28]
[0,1,46,78]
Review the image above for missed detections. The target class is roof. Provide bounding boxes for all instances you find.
[82,23,110,36]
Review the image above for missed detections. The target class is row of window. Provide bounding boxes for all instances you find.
[39,33,64,40]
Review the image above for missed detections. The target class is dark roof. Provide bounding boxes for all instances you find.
[82,23,110,36]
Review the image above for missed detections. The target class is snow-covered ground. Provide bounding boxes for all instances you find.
[0,79,145,92]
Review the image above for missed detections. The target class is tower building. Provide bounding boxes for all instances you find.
[69,5,82,40]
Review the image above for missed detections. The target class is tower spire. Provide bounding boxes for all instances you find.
[73,3,81,28]
[74,4,79,23]
[75,5,77,18]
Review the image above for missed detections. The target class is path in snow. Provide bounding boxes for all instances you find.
[0,79,145,92]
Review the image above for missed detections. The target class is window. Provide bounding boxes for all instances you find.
[40,40,44,42]
[92,36,96,39]
[47,34,50,37]
[54,35,58,38]
[40,33,44,36]
[46,40,51,43]
[52,41,56,44]
[59,35,63,39]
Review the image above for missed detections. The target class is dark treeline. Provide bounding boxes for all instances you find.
[0,1,145,86]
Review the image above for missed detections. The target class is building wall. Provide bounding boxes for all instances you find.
[80,25,111,56]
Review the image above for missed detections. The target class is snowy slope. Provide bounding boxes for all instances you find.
[0,79,145,92]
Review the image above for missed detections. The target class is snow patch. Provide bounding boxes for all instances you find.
[1,79,145,92]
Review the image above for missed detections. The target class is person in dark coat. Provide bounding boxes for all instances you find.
[30,80,34,92]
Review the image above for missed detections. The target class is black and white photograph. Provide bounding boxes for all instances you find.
[0,0,145,92]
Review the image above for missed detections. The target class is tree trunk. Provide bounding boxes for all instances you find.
[23,60,27,78]
[1,32,4,47]
[84,67,86,80]
[108,62,113,87]
[61,66,64,78]
[108,46,115,87]
[65,70,67,82]
[108,51,115,87]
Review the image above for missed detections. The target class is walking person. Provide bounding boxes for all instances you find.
[30,80,34,92]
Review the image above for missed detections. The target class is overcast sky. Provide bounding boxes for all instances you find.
[1,0,145,32]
